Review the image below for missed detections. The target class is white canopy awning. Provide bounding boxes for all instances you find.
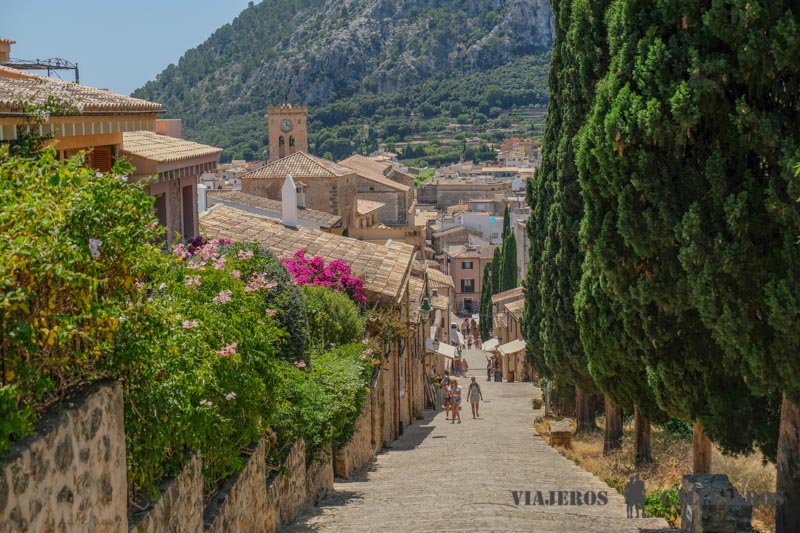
[482,338,500,352]
[437,342,456,359]
[498,339,526,356]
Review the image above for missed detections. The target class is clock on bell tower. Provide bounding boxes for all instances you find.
[267,103,309,162]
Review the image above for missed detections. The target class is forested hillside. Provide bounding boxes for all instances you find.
[133,0,554,161]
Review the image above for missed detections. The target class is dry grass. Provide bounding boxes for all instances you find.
[534,417,777,532]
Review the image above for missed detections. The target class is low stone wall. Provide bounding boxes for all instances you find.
[306,452,333,506]
[274,439,307,526]
[0,381,127,532]
[204,439,269,533]
[129,454,202,533]
[333,398,373,479]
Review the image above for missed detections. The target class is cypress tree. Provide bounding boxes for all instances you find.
[499,231,518,292]
[576,0,781,474]
[491,247,502,296]
[529,0,610,433]
[479,265,493,341]
[501,205,511,242]
[661,2,800,528]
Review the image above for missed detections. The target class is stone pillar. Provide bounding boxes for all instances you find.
[681,474,752,532]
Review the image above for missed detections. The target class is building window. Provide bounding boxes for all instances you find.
[461,261,474,270]
[461,279,475,293]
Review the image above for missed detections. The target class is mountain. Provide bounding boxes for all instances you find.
[133,0,554,162]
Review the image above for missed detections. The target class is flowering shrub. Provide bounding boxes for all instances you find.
[282,250,366,304]
[0,145,376,505]
[117,240,288,495]
[0,146,162,456]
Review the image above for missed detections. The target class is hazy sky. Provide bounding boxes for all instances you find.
[1,0,253,95]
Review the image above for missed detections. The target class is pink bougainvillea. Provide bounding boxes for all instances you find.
[281,250,366,304]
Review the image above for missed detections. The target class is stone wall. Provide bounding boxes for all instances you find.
[204,438,270,533]
[0,381,127,532]
[305,453,333,507]
[129,453,203,533]
[333,398,374,478]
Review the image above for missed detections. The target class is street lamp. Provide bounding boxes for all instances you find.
[419,297,432,322]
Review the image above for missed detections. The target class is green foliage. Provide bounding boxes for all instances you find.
[479,266,493,341]
[499,231,518,293]
[414,168,435,188]
[0,148,374,501]
[0,146,163,454]
[658,419,693,441]
[644,484,681,527]
[574,0,781,457]
[302,285,365,348]
[491,247,502,296]
[271,343,371,462]
[117,241,287,494]
[133,0,552,163]
[244,246,310,362]
[524,0,604,397]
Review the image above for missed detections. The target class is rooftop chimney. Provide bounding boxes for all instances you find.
[0,38,15,63]
[282,174,299,228]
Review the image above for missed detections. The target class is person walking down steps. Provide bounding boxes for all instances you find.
[468,376,483,418]
[449,380,462,423]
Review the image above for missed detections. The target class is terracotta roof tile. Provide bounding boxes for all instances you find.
[491,286,524,306]
[504,299,525,320]
[357,199,386,215]
[122,131,221,164]
[200,205,414,302]
[242,152,354,180]
[341,154,410,192]
[208,190,341,229]
[0,73,162,114]
[426,268,454,289]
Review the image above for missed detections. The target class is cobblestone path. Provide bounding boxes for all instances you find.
[283,349,674,532]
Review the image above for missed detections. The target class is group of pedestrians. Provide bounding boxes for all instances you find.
[460,318,482,351]
[436,372,484,423]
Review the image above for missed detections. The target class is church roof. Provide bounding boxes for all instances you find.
[356,199,386,216]
[242,151,354,180]
[341,154,410,192]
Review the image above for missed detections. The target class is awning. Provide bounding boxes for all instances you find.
[482,338,500,352]
[437,342,456,359]
[498,339,526,355]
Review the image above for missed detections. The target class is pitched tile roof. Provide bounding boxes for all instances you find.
[426,268,454,289]
[199,205,415,302]
[357,199,386,216]
[242,151,354,180]
[504,299,525,320]
[0,73,162,114]
[433,225,481,238]
[491,286,524,306]
[342,154,410,192]
[447,244,498,260]
[207,190,341,229]
[122,131,221,164]
[408,276,425,322]
[430,294,450,310]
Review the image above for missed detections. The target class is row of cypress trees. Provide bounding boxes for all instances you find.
[522,0,800,530]
[479,206,519,341]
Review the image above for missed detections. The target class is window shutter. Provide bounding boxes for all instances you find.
[90,146,113,172]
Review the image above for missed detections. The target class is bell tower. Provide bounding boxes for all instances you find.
[267,103,308,162]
